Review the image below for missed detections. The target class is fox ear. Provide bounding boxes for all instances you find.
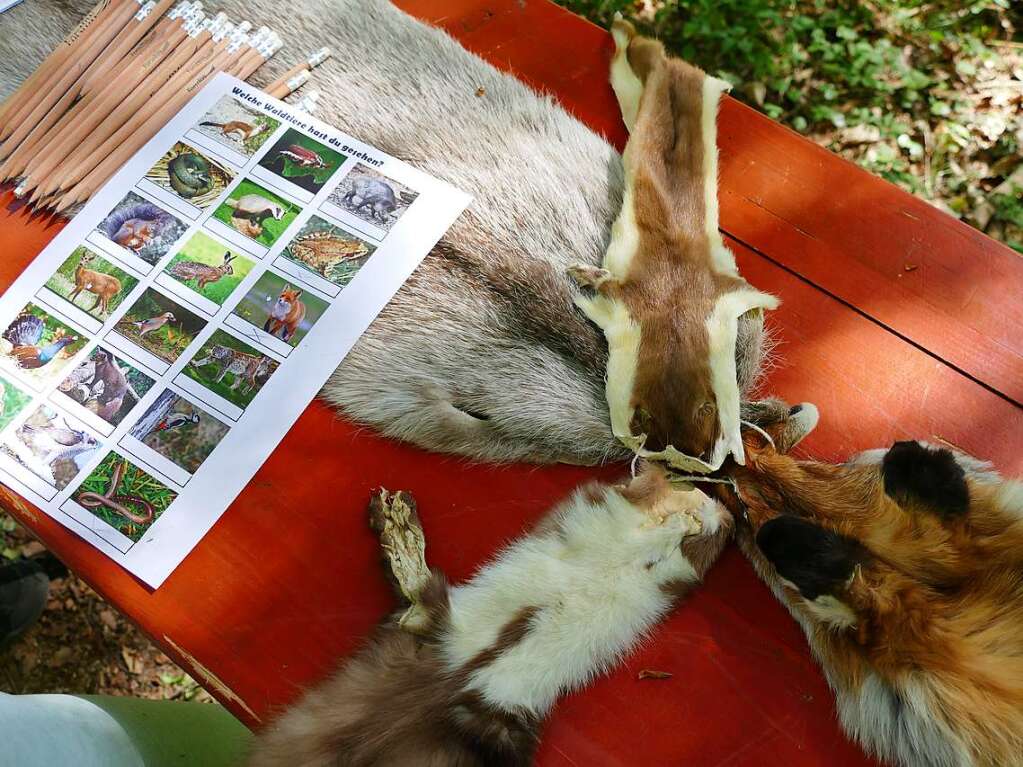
[882,441,969,517]
[756,516,863,601]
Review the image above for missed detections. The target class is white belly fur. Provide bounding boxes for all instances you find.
[442,487,711,715]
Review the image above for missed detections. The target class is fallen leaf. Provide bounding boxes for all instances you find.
[99,609,118,631]
[638,669,673,680]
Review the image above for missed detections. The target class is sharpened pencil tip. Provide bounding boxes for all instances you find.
[13,181,28,198]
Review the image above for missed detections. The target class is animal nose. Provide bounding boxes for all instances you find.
[789,404,803,415]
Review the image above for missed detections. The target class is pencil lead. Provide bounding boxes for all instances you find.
[13,180,28,198]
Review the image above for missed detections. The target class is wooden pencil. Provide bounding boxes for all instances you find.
[19,6,198,188]
[51,19,246,208]
[4,2,191,185]
[26,9,212,191]
[0,0,118,132]
[31,12,226,200]
[266,69,310,99]
[263,46,330,94]
[0,0,138,146]
[0,0,140,151]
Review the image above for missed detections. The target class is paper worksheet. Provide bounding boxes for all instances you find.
[0,74,471,587]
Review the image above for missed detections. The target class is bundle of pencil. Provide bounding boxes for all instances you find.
[0,0,330,216]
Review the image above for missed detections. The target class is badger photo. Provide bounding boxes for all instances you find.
[326,164,418,233]
[211,179,300,247]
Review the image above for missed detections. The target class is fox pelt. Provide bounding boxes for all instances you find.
[0,0,772,465]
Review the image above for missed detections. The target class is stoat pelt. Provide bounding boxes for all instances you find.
[714,419,1023,767]
[248,464,732,767]
[569,17,778,474]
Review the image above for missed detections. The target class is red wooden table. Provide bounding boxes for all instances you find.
[2,2,1021,765]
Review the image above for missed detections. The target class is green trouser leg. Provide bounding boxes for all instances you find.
[0,692,253,767]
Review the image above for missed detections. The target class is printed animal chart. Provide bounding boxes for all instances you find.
[0,74,471,587]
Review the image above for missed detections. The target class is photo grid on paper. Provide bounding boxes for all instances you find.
[0,76,469,587]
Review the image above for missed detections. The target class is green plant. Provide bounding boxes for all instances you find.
[557,0,1022,251]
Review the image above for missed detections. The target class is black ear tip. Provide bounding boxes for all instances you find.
[882,441,969,516]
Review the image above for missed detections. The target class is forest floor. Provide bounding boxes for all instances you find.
[0,513,212,703]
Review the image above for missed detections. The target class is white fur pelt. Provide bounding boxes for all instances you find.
[0,0,767,465]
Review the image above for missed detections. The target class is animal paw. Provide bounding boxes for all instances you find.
[566,263,613,290]
[368,489,431,607]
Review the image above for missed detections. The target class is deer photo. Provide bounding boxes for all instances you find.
[68,251,123,316]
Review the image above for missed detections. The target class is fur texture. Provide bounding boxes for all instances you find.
[569,18,778,472]
[714,426,1023,767]
[248,467,732,766]
[1,0,771,465]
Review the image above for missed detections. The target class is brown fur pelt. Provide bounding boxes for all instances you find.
[714,423,1023,767]
[249,468,733,766]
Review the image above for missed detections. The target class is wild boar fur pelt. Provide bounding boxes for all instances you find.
[0,0,771,465]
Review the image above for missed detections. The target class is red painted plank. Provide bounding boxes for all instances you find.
[0,2,1019,765]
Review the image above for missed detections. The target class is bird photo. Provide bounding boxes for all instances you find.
[193,95,280,157]
[1,405,101,490]
[0,304,87,384]
[129,390,230,474]
[56,347,155,427]
[114,288,207,364]
[258,129,346,194]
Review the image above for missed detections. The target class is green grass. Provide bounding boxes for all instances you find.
[259,129,347,191]
[211,179,300,247]
[0,376,32,432]
[45,246,139,320]
[181,329,278,409]
[74,452,177,542]
[116,289,206,364]
[242,115,280,155]
[164,232,255,305]
[556,0,1022,251]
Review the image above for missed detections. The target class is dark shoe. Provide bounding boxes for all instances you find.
[0,558,51,646]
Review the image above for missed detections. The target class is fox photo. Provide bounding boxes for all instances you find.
[211,179,300,247]
[193,95,280,157]
[2,405,101,490]
[57,347,156,428]
[258,129,346,194]
[182,329,279,409]
[146,141,235,209]
[129,389,230,473]
[0,304,87,385]
[95,192,189,266]
[115,288,206,364]
[281,216,376,289]
[327,164,418,232]
[231,271,329,348]
[72,451,177,542]
[43,246,139,321]
[163,231,255,305]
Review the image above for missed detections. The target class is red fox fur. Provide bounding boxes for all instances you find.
[714,419,1023,767]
